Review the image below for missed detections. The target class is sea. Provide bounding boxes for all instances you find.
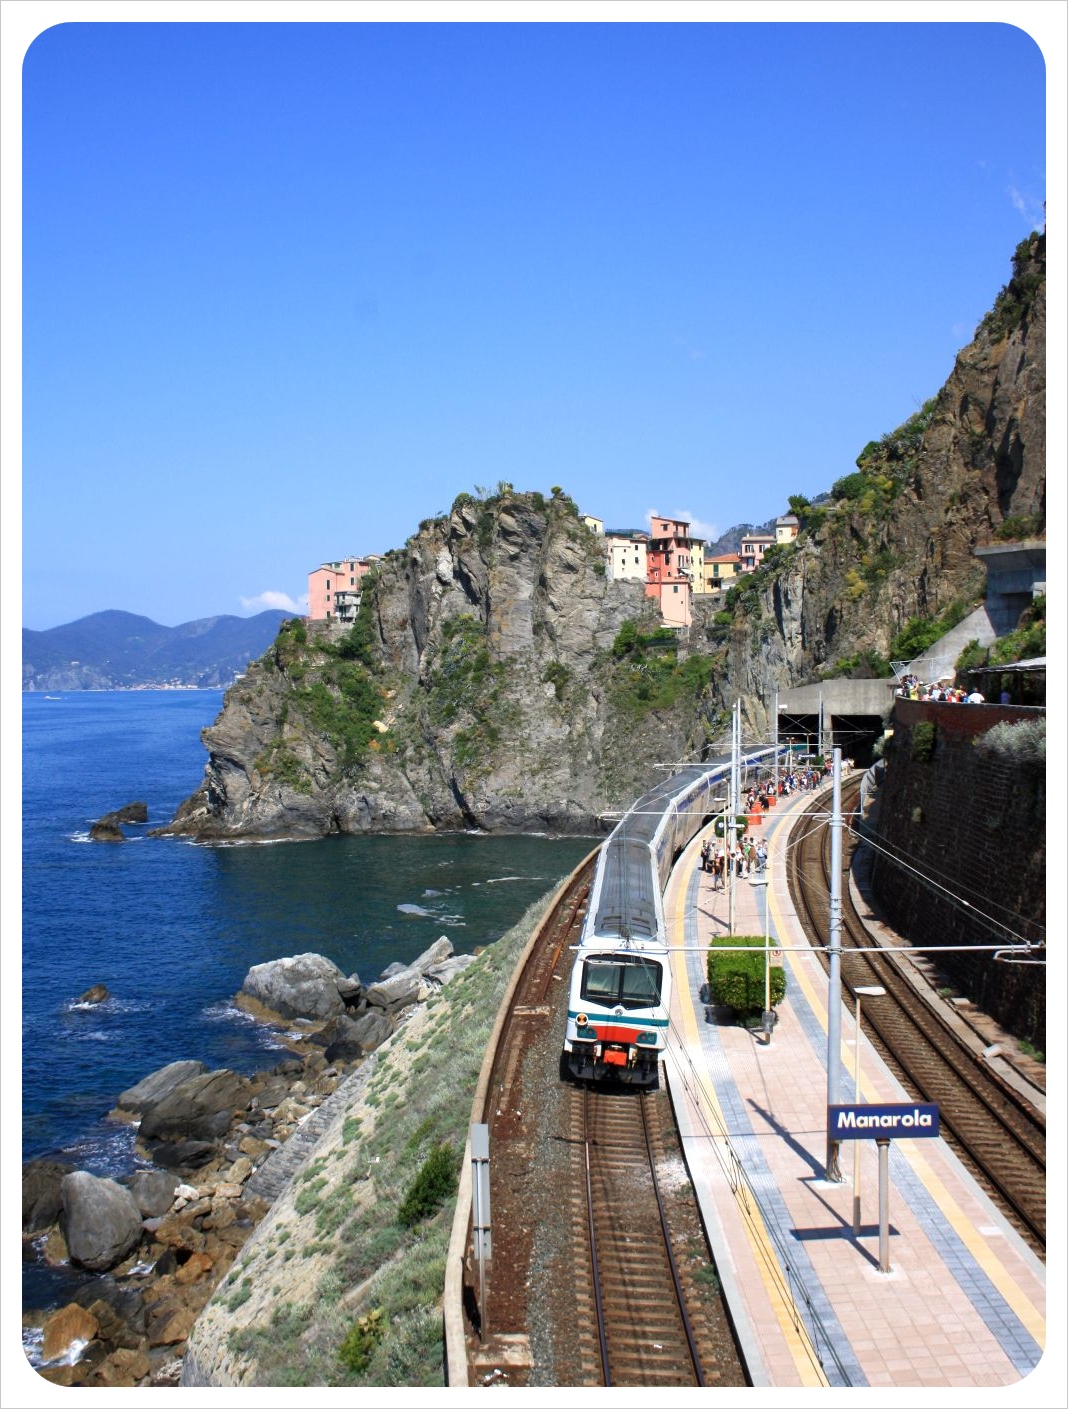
[19,690,595,1310]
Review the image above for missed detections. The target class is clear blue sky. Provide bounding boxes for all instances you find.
[12,9,1054,629]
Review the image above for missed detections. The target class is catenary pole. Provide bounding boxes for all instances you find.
[825,746,844,1181]
[773,688,779,798]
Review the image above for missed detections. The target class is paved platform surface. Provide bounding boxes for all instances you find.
[662,787,1054,1398]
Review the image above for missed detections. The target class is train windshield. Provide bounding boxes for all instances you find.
[581,955,663,1010]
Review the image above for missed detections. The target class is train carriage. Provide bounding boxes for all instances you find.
[563,748,779,1086]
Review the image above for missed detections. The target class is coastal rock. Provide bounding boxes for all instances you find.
[23,1158,75,1231]
[41,1302,100,1364]
[76,1286,148,1350]
[115,1060,207,1118]
[137,1068,252,1144]
[426,954,477,985]
[410,936,455,974]
[61,1171,143,1272]
[365,966,427,1014]
[77,984,110,1005]
[336,972,363,1005]
[89,801,148,842]
[125,1170,181,1218]
[324,1008,392,1062]
[238,952,348,1022]
[149,1140,218,1171]
[83,1345,152,1388]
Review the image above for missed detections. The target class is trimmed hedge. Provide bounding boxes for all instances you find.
[707,934,787,1016]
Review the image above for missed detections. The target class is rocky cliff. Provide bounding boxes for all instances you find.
[720,230,1045,740]
[165,234,1045,840]
[165,491,722,838]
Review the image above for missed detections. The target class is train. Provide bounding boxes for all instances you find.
[562,746,782,1087]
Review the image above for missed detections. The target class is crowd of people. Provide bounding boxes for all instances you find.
[894,673,989,703]
[700,834,768,887]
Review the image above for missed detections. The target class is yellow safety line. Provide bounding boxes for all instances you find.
[669,840,830,1388]
[764,821,1046,1348]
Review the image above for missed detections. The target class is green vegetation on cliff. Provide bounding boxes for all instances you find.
[980,231,1045,341]
[607,618,715,718]
[261,616,392,781]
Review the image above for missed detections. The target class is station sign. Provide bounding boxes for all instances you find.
[829,1103,940,1139]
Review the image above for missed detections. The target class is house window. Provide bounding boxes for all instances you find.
[326,592,331,600]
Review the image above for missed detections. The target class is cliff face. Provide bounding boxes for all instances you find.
[167,494,720,838]
[167,235,1044,839]
[723,232,1045,739]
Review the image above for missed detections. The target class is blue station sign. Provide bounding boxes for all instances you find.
[829,1103,940,1140]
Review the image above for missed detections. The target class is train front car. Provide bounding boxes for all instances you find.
[564,943,668,1087]
[563,771,710,1088]
[562,752,781,1087]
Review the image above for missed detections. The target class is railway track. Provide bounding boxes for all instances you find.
[466,855,746,1387]
[572,1086,705,1385]
[786,780,1046,1255]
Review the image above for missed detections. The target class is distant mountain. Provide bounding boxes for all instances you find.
[22,609,290,691]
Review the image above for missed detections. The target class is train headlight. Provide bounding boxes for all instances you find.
[576,1013,589,1028]
[636,1031,657,1046]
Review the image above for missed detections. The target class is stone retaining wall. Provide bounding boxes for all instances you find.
[867,700,1045,1047]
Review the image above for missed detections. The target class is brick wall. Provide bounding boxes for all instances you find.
[867,699,1045,1047]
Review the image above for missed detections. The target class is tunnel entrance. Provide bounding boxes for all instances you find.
[776,712,886,769]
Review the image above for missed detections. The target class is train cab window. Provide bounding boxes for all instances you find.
[581,955,662,1009]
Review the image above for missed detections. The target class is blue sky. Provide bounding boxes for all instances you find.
[10,7,1056,629]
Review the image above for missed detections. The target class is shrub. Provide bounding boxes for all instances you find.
[397,1143,458,1228]
[911,721,936,763]
[706,935,787,1016]
[975,718,1045,764]
[955,639,988,673]
[338,1308,386,1374]
[542,661,571,701]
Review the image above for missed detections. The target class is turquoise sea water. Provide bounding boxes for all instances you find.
[21,690,596,1174]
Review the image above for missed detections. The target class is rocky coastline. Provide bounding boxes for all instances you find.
[22,938,475,1389]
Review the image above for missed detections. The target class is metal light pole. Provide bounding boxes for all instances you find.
[750,869,773,1043]
[772,689,779,799]
[851,985,885,1233]
[825,747,844,1182]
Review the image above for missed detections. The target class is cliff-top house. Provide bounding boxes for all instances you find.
[307,557,375,622]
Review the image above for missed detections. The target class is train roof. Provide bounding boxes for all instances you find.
[611,763,723,847]
[589,835,661,943]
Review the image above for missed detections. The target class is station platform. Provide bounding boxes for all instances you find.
[662,787,1053,1397]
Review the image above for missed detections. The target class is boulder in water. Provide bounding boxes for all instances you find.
[137,1068,251,1144]
[76,984,109,1005]
[114,1060,207,1119]
[88,801,148,842]
[61,1171,143,1272]
[237,952,349,1022]
[23,1158,76,1231]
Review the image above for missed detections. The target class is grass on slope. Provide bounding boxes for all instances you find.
[216,886,561,1387]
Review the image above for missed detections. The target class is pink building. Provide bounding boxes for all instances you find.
[646,515,700,628]
[308,558,373,622]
